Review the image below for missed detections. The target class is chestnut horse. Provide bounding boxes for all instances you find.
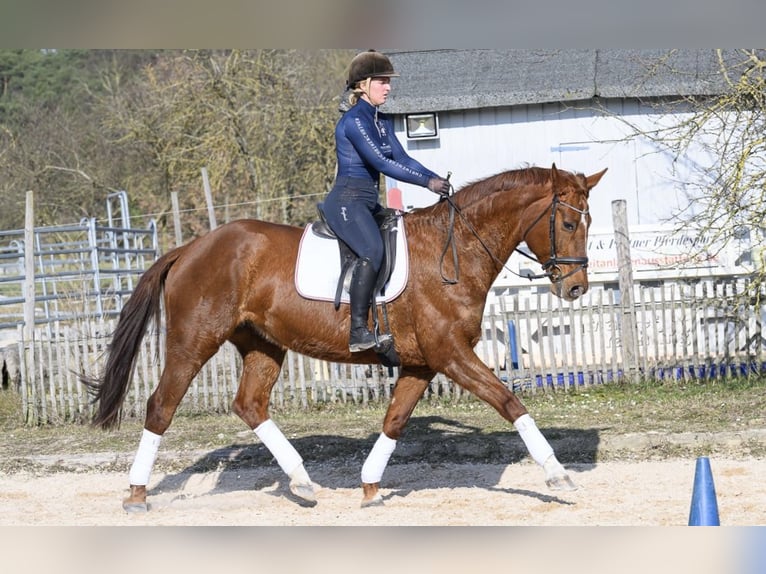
[84,163,607,512]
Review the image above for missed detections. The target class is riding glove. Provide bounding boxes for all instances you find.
[427,177,451,197]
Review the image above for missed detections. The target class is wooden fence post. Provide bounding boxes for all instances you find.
[170,191,183,247]
[201,167,217,231]
[612,199,639,378]
[22,191,36,423]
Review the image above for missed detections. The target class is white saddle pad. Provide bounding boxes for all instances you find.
[295,221,409,304]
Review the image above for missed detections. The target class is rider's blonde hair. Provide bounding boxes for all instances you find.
[347,77,372,107]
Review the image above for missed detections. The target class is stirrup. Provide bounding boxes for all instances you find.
[375,332,392,347]
[349,328,377,352]
[349,339,377,352]
[349,329,391,352]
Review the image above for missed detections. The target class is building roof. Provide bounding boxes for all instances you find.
[382,49,760,114]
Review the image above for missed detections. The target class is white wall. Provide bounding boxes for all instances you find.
[386,98,743,287]
[387,98,710,232]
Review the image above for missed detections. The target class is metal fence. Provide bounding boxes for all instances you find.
[8,276,764,425]
[0,191,158,330]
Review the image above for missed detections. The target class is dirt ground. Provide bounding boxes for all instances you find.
[1,439,765,526]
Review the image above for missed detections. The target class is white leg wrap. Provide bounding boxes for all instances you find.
[289,463,312,485]
[128,428,162,486]
[254,419,303,476]
[361,433,397,484]
[514,413,554,467]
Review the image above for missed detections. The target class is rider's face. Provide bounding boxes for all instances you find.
[365,77,391,106]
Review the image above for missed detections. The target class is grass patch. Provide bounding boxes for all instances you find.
[0,376,764,472]
[531,376,766,432]
[0,388,23,430]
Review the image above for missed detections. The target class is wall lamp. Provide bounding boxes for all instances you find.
[405,112,439,140]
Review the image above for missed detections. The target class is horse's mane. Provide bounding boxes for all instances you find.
[433,166,555,213]
[404,165,582,225]
[463,165,552,200]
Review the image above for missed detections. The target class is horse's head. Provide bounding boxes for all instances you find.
[523,163,607,301]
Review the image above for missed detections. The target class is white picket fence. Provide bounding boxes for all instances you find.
[7,277,765,425]
[492,279,764,389]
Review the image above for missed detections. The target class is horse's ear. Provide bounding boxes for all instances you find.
[550,163,560,191]
[585,167,608,190]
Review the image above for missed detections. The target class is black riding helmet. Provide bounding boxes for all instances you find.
[346,49,399,89]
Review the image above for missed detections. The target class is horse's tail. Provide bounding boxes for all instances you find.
[82,245,187,430]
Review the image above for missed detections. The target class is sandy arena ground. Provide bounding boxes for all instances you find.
[1,455,764,526]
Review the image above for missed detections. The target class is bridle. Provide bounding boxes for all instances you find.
[517,194,590,282]
[438,189,590,285]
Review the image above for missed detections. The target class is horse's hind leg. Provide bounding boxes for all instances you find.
[360,367,435,507]
[231,339,317,504]
[123,350,216,512]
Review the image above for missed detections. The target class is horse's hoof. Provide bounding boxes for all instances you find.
[289,481,317,503]
[360,494,384,508]
[123,485,148,513]
[546,474,578,491]
[361,482,383,508]
[542,457,578,491]
[123,501,149,513]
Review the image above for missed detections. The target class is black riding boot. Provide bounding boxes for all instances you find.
[348,258,389,352]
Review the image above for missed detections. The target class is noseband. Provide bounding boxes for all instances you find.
[519,195,590,283]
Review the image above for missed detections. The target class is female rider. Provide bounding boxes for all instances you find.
[323,49,451,352]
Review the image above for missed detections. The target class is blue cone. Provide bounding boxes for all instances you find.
[688,456,720,526]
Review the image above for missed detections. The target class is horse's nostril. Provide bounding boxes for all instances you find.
[569,286,583,299]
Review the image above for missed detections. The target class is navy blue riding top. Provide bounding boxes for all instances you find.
[334,98,439,188]
[323,98,439,270]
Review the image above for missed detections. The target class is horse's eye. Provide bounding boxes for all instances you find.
[563,221,576,232]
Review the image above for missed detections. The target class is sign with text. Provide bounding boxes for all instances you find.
[495,225,753,288]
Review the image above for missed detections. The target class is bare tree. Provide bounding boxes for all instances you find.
[0,50,162,230]
[97,49,352,237]
[618,49,766,306]
[0,98,119,228]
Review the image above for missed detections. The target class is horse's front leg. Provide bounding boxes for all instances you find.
[360,367,435,507]
[441,348,576,491]
[232,343,317,504]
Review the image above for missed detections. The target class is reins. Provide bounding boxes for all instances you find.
[437,180,589,285]
[438,191,461,284]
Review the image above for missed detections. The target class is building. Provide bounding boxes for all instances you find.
[379,49,759,292]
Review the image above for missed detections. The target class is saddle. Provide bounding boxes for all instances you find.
[311,203,401,367]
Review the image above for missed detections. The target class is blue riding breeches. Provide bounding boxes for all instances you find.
[322,176,384,272]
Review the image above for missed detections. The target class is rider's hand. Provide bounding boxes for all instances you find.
[427,177,451,197]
